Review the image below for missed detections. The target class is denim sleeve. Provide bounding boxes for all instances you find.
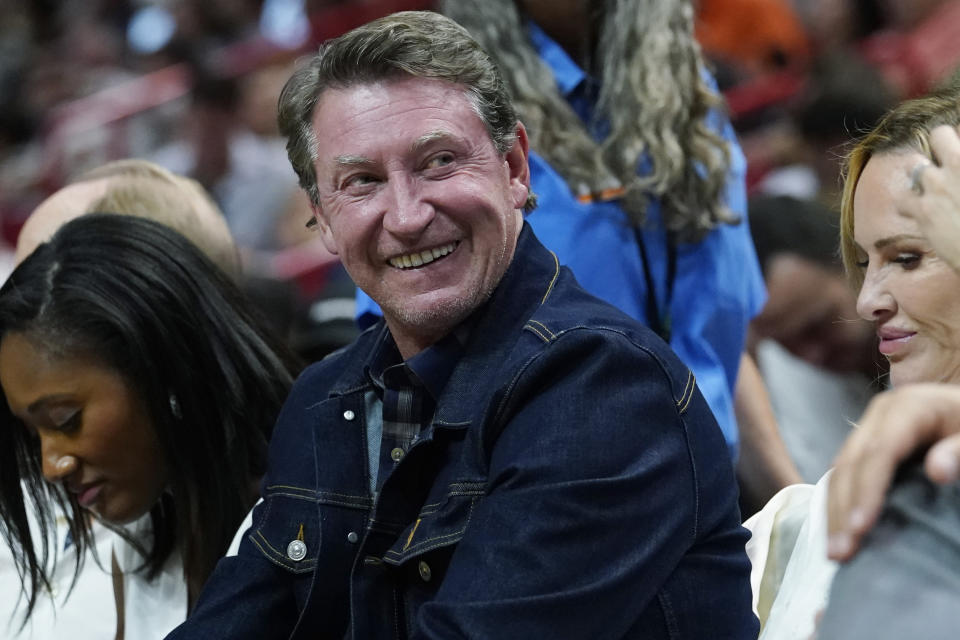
[164,537,300,639]
[411,328,755,639]
[818,462,960,640]
[164,368,328,640]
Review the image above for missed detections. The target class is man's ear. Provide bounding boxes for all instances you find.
[505,122,532,210]
[311,203,339,255]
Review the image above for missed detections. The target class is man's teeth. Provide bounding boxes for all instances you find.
[389,242,456,269]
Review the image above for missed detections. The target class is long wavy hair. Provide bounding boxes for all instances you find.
[440,0,737,242]
[0,214,298,622]
[840,85,960,289]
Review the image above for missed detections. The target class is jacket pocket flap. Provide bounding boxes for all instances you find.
[382,482,484,565]
[248,490,320,574]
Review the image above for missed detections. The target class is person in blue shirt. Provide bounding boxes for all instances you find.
[356,0,801,507]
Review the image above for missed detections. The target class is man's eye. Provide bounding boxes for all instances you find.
[425,153,454,170]
[344,174,378,189]
[855,259,868,270]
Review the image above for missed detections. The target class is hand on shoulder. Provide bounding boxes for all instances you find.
[827,383,960,561]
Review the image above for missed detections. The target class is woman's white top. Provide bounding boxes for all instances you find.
[1,507,187,639]
[745,472,838,640]
[1,515,114,638]
[114,517,188,640]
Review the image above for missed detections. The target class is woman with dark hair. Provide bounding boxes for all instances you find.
[0,214,297,638]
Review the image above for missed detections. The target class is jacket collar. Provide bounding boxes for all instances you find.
[434,223,560,425]
[324,224,561,423]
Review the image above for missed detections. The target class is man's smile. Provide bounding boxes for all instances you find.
[387,241,459,269]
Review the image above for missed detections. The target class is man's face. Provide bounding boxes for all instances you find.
[752,253,875,374]
[310,76,529,357]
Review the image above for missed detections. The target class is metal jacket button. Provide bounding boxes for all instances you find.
[287,539,307,561]
[343,410,355,421]
[390,447,405,462]
[418,560,432,582]
[347,531,359,543]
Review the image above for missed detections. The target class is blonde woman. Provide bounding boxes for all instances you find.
[746,85,960,639]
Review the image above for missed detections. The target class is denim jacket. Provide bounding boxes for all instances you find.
[168,225,757,639]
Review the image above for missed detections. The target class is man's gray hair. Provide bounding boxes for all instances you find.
[278,10,534,211]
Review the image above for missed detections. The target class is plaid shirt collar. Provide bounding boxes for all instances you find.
[364,324,470,491]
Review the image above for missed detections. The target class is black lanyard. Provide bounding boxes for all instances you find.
[633,226,676,344]
[577,188,676,344]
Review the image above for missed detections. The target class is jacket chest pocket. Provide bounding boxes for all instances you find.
[381,481,484,569]
[249,487,323,574]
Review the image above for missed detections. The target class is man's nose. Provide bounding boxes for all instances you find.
[382,176,434,237]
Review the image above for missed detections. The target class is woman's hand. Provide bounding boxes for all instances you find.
[827,383,960,562]
[896,125,960,272]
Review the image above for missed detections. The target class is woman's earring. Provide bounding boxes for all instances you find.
[169,393,182,419]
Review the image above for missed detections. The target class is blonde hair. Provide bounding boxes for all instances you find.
[440,0,736,242]
[78,159,240,278]
[840,87,960,289]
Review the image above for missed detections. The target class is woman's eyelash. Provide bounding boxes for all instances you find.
[855,251,922,269]
[892,253,920,265]
[53,411,82,432]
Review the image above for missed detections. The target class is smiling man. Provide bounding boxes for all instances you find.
[308,76,528,357]
[167,11,756,639]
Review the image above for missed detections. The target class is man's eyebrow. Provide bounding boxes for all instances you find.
[874,234,927,250]
[411,130,458,154]
[333,154,374,167]
[331,132,463,169]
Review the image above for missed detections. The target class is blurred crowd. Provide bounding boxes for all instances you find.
[2,0,958,244]
[0,0,359,254]
[0,0,431,359]
[3,0,958,251]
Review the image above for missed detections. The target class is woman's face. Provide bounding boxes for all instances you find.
[853,151,960,386]
[0,332,167,524]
